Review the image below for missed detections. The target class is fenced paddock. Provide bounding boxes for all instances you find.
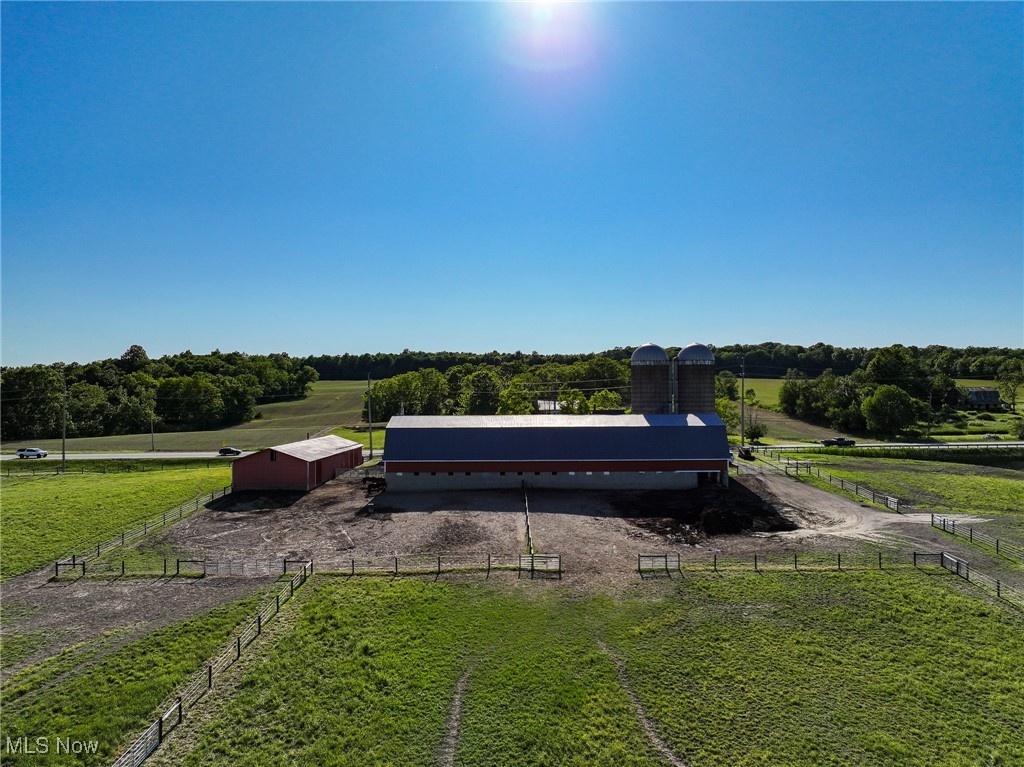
[931,514,1024,565]
[314,553,520,578]
[751,453,902,511]
[110,561,312,767]
[53,486,232,576]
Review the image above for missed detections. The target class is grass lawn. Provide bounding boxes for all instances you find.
[171,574,1023,767]
[0,380,368,454]
[786,452,1024,539]
[329,425,386,452]
[0,463,231,579]
[0,591,272,767]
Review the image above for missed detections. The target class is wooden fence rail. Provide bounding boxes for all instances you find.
[109,561,312,767]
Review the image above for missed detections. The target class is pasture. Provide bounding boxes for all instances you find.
[0,590,273,767]
[786,452,1024,539]
[0,462,231,579]
[0,381,369,454]
[157,573,1024,767]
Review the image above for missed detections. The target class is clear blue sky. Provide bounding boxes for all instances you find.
[2,1,1021,367]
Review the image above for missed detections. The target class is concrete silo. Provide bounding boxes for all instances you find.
[677,342,716,413]
[630,343,671,414]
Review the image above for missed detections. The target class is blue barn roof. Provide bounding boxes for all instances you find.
[383,414,729,463]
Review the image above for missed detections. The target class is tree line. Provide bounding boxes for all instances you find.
[300,343,1023,381]
[1,346,318,440]
[772,345,1024,438]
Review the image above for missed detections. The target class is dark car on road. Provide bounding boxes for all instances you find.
[218,447,242,456]
[821,437,856,447]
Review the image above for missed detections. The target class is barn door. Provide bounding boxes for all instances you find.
[314,460,323,486]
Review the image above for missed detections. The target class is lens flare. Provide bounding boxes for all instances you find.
[498,1,597,73]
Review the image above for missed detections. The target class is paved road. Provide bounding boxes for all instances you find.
[0,451,253,461]
[750,440,1024,451]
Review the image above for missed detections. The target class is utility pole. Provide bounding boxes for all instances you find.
[61,375,68,473]
[740,355,746,447]
[367,373,374,459]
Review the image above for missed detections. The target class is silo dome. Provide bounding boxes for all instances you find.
[677,343,715,365]
[631,343,669,366]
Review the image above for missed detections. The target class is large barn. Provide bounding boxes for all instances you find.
[232,435,363,492]
[383,413,730,490]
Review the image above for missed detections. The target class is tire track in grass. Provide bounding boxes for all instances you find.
[597,641,690,767]
[438,666,473,767]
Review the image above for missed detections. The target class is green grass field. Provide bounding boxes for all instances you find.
[167,574,1023,767]
[787,452,1024,539]
[0,591,272,766]
[0,380,368,454]
[0,463,231,579]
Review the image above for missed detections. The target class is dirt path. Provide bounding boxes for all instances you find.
[438,668,472,767]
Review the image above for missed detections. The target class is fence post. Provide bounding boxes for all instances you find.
[276,593,280,613]
[54,561,58,578]
[144,521,147,535]
[122,532,125,546]
[913,552,917,567]
[236,636,241,660]
[837,553,841,572]
[163,558,167,576]
[878,552,883,570]
[96,544,100,557]
[394,556,399,576]
[257,614,262,635]
[970,528,973,543]
[176,559,181,576]
[996,539,1000,555]
[713,553,718,573]
[177,697,183,725]
[637,554,641,574]
[997,580,1001,598]
[121,560,125,576]
[487,553,491,577]
[753,554,758,573]
[158,716,163,744]
[351,558,355,576]
[437,555,442,576]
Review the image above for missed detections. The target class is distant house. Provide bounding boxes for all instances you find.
[232,435,363,492]
[963,387,1004,411]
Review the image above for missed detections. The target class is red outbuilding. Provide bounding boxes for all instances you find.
[231,435,363,492]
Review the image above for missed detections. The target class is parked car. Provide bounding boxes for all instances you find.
[15,447,48,459]
[821,437,856,447]
[218,447,242,456]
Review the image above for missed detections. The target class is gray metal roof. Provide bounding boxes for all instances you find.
[631,342,669,366]
[384,414,729,462]
[272,435,362,462]
[678,342,715,365]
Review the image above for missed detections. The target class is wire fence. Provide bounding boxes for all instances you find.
[311,553,560,579]
[938,552,1024,610]
[636,550,1024,612]
[53,487,231,577]
[522,482,536,555]
[639,550,909,574]
[3,460,226,478]
[751,452,902,511]
[110,561,312,767]
[931,514,1024,565]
